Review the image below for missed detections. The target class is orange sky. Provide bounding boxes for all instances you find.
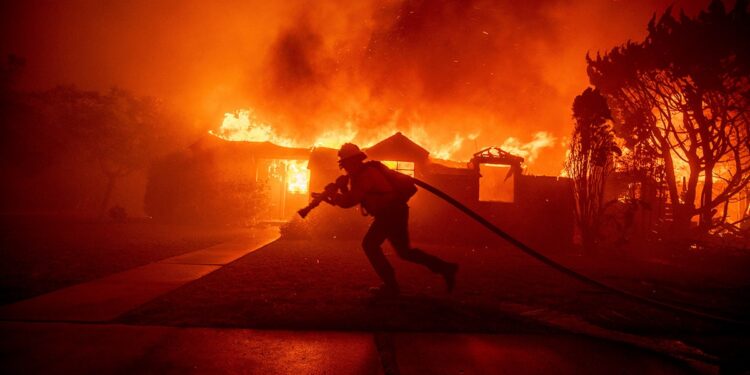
[0,0,712,174]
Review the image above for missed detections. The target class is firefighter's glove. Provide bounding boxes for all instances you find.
[312,190,335,205]
[324,183,339,194]
[335,175,349,191]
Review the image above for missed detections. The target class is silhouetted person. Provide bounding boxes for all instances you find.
[314,143,458,297]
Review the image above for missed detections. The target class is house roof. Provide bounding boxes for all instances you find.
[308,147,339,170]
[191,134,310,160]
[364,132,430,162]
[470,146,523,166]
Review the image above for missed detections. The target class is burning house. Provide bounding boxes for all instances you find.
[156,130,575,252]
[374,135,570,252]
[191,135,312,221]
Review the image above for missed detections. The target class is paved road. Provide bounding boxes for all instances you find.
[0,322,698,375]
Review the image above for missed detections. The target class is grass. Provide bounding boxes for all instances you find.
[0,215,253,305]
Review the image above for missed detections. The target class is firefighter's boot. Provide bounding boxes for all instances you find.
[442,263,459,293]
[368,283,400,298]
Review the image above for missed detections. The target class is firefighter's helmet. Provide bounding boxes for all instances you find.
[337,143,367,165]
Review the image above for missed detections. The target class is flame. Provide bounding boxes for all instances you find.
[408,128,468,160]
[211,109,357,150]
[266,159,310,193]
[312,122,358,149]
[210,110,298,147]
[500,132,555,163]
[210,109,554,165]
[209,109,482,160]
[285,160,310,193]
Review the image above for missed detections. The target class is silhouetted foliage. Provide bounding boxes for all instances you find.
[565,88,619,253]
[587,0,750,237]
[44,87,177,215]
[0,54,25,95]
[144,150,267,226]
[0,62,188,215]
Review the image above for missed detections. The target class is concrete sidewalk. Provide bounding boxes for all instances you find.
[0,227,279,322]
[0,322,697,374]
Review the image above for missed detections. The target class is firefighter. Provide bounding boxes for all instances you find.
[314,143,458,297]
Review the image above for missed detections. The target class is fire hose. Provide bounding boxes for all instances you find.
[299,176,749,328]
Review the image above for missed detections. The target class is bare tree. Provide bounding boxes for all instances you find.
[587,0,750,236]
[565,88,619,253]
[45,87,178,215]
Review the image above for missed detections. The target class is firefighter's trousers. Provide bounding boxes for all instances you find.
[362,203,452,287]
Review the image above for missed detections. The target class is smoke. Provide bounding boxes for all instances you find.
[239,0,710,171]
[1,0,711,174]
[257,1,565,145]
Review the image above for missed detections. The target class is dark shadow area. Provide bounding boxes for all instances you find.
[0,214,253,305]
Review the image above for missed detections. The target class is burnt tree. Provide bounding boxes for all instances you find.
[587,0,750,236]
[48,87,174,215]
[565,88,619,253]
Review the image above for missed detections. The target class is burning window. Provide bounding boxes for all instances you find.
[478,164,514,203]
[382,161,415,177]
[262,159,310,221]
[285,160,310,194]
[265,160,310,194]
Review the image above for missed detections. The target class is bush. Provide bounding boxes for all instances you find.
[144,151,267,226]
